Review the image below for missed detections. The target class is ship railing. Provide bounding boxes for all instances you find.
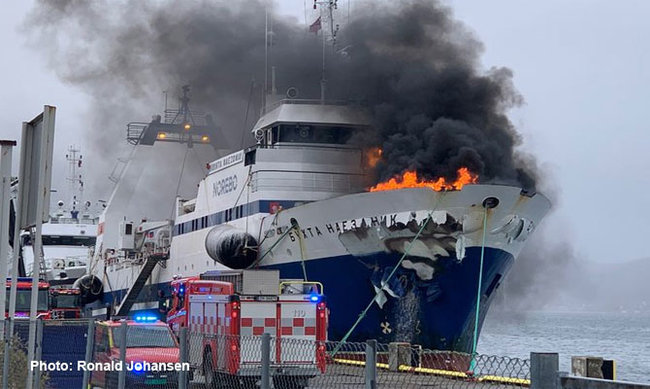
[126,122,148,145]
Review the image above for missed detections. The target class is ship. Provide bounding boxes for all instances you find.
[80,2,551,352]
[81,87,550,352]
[23,146,99,286]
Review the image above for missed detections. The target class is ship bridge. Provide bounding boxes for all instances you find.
[246,100,372,199]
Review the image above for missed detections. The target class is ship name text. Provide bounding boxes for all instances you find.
[287,214,398,241]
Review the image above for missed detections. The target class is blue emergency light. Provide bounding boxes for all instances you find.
[132,361,145,374]
[134,315,157,322]
[309,294,320,303]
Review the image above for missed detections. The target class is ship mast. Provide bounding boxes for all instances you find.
[65,145,84,219]
[313,0,339,103]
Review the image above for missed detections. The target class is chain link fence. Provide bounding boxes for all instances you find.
[188,330,531,389]
[0,318,531,388]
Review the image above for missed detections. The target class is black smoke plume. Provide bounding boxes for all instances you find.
[24,0,538,191]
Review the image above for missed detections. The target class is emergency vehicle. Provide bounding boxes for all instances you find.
[90,317,180,389]
[49,287,82,318]
[4,278,51,319]
[167,270,328,389]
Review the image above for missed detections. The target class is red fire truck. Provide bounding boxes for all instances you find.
[4,278,51,319]
[167,270,328,389]
[49,287,82,319]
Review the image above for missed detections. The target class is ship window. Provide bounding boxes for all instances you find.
[277,124,353,145]
[41,236,96,246]
[271,126,280,144]
[245,149,256,165]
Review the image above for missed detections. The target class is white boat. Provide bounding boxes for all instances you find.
[23,146,99,286]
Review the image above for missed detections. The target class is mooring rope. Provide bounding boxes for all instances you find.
[331,192,446,356]
[294,221,309,281]
[470,207,489,371]
[250,220,295,268]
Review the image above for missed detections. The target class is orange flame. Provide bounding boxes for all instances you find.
[369,167,478,192]
[366,147,383,168]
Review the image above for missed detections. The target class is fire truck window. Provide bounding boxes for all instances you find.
[55,294,79,308]
[10,290,49,311]
[112,326,176,348]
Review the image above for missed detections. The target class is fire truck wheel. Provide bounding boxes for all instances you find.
[272,376,308,389]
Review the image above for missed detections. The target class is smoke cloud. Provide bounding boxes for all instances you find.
[24,0,538,193]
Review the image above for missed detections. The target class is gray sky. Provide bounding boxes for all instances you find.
[1,1,648,264]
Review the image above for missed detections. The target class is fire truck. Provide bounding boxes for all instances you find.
[4,278,51,319]
[167,270,328,389]
[49,287,82,319]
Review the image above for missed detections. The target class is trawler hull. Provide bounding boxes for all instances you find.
[264,247,512,352]
[93,185,549,353]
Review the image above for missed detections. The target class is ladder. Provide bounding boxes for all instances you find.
[115,251,168,317]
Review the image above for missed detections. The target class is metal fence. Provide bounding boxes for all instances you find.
[187,330,531,389]
[0,318,531,389]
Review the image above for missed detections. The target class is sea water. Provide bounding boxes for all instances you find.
[477,310,650,383]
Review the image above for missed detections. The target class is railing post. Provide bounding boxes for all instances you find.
[33,319,44,389]
[82,320,95,389]
[260,333,271,389]
[365,339,377,389]
[179,327,188,389]
[118,320,127,389]
[530,352,559,389]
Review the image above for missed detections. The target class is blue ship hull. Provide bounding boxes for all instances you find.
[98,246,512,353]
[265,247,513,352]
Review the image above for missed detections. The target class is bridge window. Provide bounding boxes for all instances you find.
[276,124,353,145]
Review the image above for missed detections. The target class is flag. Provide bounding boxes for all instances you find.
[309,16,321,34]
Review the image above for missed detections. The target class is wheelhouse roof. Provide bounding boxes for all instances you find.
[252,100,370,132]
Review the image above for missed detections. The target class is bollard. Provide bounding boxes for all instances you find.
[260,333,271,389]
[571,356,604,378]
[530,352,559,389]
[179,327,188,389]
[33,320,44,389]
[118,320,127,389]
[365,339,377,389]
[82,320,95,389]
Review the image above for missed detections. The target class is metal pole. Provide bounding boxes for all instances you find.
[33,320,43,389]
[7,126,26,337]
[6,127,26,389]
[530,352,559,389]
[263,5,268,110]
[26,223,44,389]
[260,333,270,389]
[118,320,127,389]
[365,339,377,389]
[179,327,188,389]
[1,318,10,389]
[81,320,95,389]
[0,141,16,342]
